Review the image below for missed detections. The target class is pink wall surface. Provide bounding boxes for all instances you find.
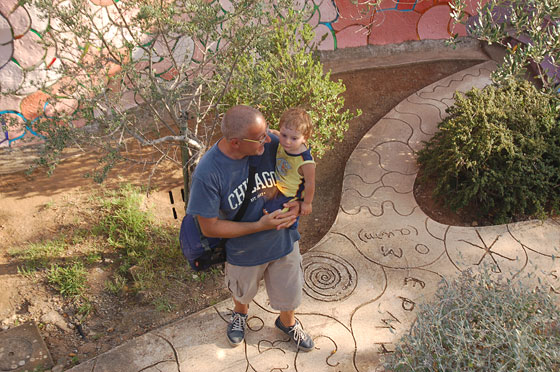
[0,0,484,148]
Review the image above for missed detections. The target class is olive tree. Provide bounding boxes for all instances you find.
[450,0,560,91]
[23,0,358,196]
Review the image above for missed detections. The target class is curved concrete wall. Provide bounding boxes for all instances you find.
[0,0,484,151]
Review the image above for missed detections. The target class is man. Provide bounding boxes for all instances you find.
[186,105,314,351]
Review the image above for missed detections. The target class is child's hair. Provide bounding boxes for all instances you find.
[279,108,313,139]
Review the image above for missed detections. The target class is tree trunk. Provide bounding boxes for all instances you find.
[179,121,190,212]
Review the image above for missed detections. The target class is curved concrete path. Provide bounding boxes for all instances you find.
[67,60,560,372]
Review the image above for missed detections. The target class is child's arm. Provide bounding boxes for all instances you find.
[299,163,316,216]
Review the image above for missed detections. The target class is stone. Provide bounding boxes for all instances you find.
[0,14,13,45]
[13,31,45,69]
[0,42,12,69]
[41,310,71,333]
[0,61,24,92]
[0,321,53,372]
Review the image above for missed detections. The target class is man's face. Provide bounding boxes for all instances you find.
[239,117,271,156]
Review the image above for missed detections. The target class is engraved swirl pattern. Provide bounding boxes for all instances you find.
[302,252,357,302]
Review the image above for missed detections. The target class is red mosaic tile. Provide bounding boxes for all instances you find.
[335,25,369,48]
[13,31,44,69]
[20,91,49,120]
[450,18,467,37]
[308,7,320,27]
[413,0,436,14]
[47,98,79,116]
[72,118,87,128]
[0,0,19,19]
[397,0,416,11]
[463,0,490,16]
[317,0,338,23]
[152,59,173,75]
[332,0,375,31]
[6,128,25,139]
[89,0,115,6]
[417,4,452,40]
[2,113,25,129]
[314,24,335,51]
[160,67,179,81]
[8,5,31,38]
[368,10,421,45]
[377,0,398,10]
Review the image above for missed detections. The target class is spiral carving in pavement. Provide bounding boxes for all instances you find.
[302,251,357,302]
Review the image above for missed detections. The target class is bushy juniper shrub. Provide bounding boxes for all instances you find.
[385,269,560,371]
[417,79,560,223]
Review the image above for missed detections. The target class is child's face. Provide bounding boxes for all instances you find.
[278,125,306,153]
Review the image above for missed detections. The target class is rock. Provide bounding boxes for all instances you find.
[41,311,71,333]
[1,316,10,326]
[51,364,65,372]
[80,342,98,355]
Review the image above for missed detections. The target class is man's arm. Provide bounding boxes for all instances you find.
[198,207,297,238]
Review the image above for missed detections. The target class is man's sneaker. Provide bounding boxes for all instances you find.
[275,317,314,352]
[227,311,248,347]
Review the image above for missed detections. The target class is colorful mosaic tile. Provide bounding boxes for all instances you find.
[0,0,485,147]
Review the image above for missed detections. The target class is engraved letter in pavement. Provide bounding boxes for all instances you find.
[352,211,444,269]
[404,277,426,289]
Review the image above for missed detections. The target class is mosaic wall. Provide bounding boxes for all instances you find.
[0,0,483,148]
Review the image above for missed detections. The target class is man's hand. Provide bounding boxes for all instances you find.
[260,207,297,230]
[274,200,300,230]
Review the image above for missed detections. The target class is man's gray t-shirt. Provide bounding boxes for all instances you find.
[186,134,300,266]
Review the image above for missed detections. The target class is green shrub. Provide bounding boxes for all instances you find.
[417,79,560,223]
[97,184,151,254]
[221,13,361,158]
[95,184,185,296]
[47,262,88,298]
[9,237,67,272]
[386,270,560,371]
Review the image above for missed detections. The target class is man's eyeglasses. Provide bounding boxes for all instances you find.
[241,129,269,145]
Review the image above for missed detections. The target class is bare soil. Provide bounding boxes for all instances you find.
[0,59,483,370]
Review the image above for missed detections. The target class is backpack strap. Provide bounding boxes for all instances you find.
[232,165,257,222]
[195,164,257,253]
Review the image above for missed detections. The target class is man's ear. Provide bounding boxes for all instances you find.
[228,138,241,148]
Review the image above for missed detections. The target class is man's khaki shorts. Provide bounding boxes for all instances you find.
[224,242,303,311]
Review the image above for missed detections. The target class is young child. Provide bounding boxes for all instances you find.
[265,108,316,228]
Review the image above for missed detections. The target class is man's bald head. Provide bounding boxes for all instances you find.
[221,105,266,140]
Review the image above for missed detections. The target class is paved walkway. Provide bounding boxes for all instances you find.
[67,60,560,372]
